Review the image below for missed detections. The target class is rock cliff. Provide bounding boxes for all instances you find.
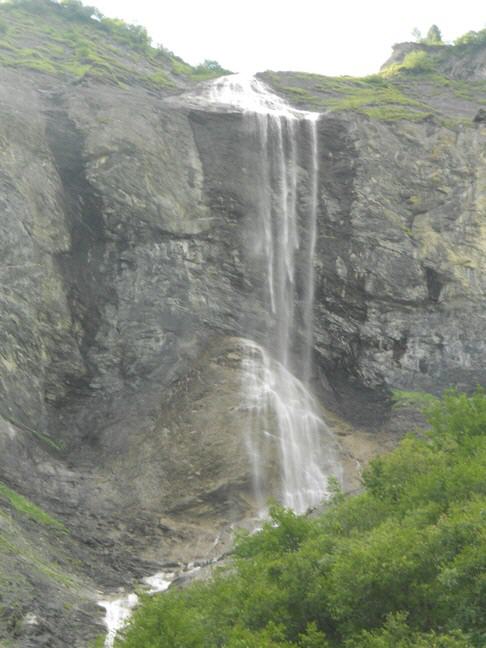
[0,2,485,645]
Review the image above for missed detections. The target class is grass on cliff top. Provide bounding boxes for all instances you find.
[0,481,66,531]
[0,0,230,88]
[265,35,486,122]
[265,70,434,122]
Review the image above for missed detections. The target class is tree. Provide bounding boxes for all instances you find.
[425,24,443,45]
[196,59,225,72]
[411,28,422,42]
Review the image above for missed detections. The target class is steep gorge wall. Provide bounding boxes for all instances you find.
[0,40,485,646]
[1,62,486,495]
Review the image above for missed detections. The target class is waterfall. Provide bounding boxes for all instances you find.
[98,75,343,648]
[206,75,342,514]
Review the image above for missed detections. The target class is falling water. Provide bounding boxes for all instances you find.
[99,571,174,648]
[206,75,342,514]
[242,342,341,514]
[97,74,342,648]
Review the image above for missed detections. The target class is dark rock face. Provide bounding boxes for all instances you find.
[0,38,486,645]
[474,108,486,123]
[312,113,486,400]
[2,64,485,455]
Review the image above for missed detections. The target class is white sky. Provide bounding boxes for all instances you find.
[90,0,485,76]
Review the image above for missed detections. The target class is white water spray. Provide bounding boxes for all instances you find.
[242,341,340,514]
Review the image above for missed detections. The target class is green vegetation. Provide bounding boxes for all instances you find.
[266,23,485,124]
[391,389,439,409]
[0,0,229,88]
[0,481,66,530]
[425,25,443,45]
[455,28,486,48]
[169,56,230,81]
[413,23,486,49]
[29,428,63,451]
[382,50,437,77]
[116,389,486,647]
[0,485,77,611]
[1,413,63,451]
[411,25,444,46]
[189,59,231,81]
[267,72,433,122]
[0,529,73,585]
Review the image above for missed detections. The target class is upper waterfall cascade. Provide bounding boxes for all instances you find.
[201,74,342,514]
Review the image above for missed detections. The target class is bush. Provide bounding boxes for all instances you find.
[400,50,436,73]
[189,58,231,80]
[427,387,486,443]
[345,613,473,648]
[455,28,486,48]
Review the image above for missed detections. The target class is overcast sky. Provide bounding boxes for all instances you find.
[91,0,485,76]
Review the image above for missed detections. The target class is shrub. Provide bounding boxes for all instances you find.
[454,28,486,48]
[400,50,436,73]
